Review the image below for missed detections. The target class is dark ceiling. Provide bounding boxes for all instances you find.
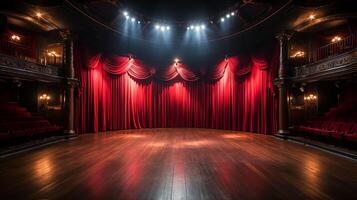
[121,0,239,21]
[0,0,356,64]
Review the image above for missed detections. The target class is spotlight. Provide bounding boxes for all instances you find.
[195,26,200,31]
[137,21,141,24]
[231,12,235,16]
[123,11,128,16]
[125,15,129,19]
[187,27,190,30]
[155,25,160,29]
[131,17,135,22]
[190,25,194,29]
[226,14,230,18]
[201,24,205,29]
[221,18,225,22]
[174,58,179,66]
[160,26,165,31]
[166,26,170,30]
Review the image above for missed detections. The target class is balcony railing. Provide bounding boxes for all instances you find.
[313,32,357,62]
[0,53,63,81]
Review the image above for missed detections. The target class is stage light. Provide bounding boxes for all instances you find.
[201,24,205,29]
[166,26,170,30]
[160,26,165,31]
[137,21,141,24]
[221,18,225,22]
[231,12,235,16]
[131,17,135,22]
[36,12,42,18]
[187,27,190,30]
[226,14,230,18]
[308,14,315,20]
[155,25,160,29]
[123,11,128,16]
[125,15,129,19]
[195,26,200,31]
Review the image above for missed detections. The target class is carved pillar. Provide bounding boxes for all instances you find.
[275,32,291,135]
[61,30,76,135]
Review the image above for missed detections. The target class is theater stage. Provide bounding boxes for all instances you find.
[0,128,356,199]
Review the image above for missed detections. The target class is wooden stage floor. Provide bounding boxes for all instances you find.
[0,128,356,200]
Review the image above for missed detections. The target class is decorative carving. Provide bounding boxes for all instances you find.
[65,77,79,88]
[0,53,62,77]
[293,49,357,79]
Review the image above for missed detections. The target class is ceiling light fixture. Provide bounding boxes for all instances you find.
[308,14,315,20]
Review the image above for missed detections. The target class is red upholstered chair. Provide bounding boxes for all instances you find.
[344,123,357,143]
[328,122,351,139]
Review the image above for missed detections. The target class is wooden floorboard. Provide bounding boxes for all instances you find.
[0,128,356,200]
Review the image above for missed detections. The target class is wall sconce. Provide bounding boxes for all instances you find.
[331,36,342,43]
[290,51,305,58]
[39,94,51,101]
[47,51,58,57]
[304,94,317,102]
[10,34,21,41]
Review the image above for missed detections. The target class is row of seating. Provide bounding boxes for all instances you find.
[297,90,357,143]
[0,103,61,141]
[297,121,357,142]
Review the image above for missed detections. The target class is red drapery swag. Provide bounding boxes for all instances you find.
[74,46,278,134]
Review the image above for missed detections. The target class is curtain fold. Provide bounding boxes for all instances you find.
[74,45,278,134]
[103,56,131,75]
[128,59,153,80]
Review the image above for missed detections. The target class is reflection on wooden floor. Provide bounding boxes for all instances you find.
[0,128,356,200]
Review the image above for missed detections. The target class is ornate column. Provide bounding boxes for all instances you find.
[275,32,291,135]
[61,30,77,135]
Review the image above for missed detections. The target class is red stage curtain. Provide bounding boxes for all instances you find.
[74,45,278,134]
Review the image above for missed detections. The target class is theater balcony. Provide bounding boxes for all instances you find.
[0,2,77,145]
[286,12,357,147]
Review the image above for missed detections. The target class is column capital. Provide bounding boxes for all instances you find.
[275,31,293,41]
[274,77,290,88]
[65,77,79,88]
[59,29,71,41]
